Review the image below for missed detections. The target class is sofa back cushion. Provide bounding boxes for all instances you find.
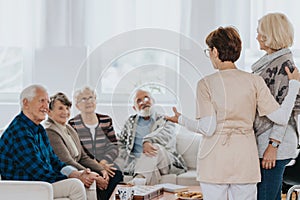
[176,127,202,169]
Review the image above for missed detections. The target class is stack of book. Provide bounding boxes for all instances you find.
[116,185,163,200]
[115,183,190,200]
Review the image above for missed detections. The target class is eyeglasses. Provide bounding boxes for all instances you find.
[204,48,211,58]
[136,97,150,105]
[78,96,96,104]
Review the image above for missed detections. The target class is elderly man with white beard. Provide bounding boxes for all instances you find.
[115,89,187,185]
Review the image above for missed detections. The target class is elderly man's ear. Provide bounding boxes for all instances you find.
[22,99,29,109]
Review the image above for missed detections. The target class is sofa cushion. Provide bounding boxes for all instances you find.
[176,128,202,169]
[177,170,199,186]
[160,173,177,184]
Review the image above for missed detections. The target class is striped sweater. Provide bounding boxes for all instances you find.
[68,113,118,164]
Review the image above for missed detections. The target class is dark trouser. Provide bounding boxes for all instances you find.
[97,170,123,200]
[257,158,291,200]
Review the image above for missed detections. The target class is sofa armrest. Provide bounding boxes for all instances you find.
[0,180,53,200]
[176,128,202,169]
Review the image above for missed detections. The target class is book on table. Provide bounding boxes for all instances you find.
[116,185,164,200]
[155,183,189,193]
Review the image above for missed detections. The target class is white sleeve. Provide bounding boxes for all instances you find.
[60,165,77,177]
[178,115,216,136]
[267,80,300,125]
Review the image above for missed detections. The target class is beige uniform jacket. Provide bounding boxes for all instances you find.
[196,69,279,184]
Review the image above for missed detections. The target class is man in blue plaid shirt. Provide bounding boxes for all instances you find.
[0,84,98,200]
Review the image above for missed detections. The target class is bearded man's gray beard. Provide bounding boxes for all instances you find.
[137,107,153,117]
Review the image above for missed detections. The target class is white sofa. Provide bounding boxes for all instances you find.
[124,127,202,186]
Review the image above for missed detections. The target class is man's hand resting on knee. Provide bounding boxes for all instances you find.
[143,142,158,157]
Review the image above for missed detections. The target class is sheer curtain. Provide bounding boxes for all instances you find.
[0,0,28,94]
[1,0,299,101]
[0,0,85,99]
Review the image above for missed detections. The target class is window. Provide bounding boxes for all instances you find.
[80,0,181,104]
[101,49,178,96]
[0,47,23,92]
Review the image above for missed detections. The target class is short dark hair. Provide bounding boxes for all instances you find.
[49,92,72,110]
[205,26,242,63]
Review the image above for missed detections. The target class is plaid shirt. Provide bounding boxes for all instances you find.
[0,112,67,183]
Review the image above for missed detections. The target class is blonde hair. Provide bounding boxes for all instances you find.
[258,12,294,50]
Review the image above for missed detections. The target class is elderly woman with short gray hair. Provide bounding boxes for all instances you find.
[45,92,119,200]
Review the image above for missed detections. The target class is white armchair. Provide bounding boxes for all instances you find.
[0,180,54,200]
[0,179,97,200]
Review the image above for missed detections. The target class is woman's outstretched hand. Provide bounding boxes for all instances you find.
[286,66,300,81]
[165,107,181,123]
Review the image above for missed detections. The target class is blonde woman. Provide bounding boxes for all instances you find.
[252,13,300,200]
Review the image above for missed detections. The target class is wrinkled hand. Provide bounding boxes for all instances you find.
[101,170,110,181]
[79,168,99,188]
[95,175,109,190]
[143,142,158,157]
[262,146,277,169]
[165,107,181,123]
[286,66,300,81]
[99,160,117,177]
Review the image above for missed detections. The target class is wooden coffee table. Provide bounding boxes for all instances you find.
[109,185,201,200]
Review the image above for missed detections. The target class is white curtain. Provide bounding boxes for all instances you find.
[0,0,26,46]
[0,0,85,47]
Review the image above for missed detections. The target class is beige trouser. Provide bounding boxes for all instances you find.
[52,178,97,200]
[134,144,171,185]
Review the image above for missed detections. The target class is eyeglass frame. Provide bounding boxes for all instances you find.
[135,96,151,105]
[204,48,211,58]
[77,96,96,104]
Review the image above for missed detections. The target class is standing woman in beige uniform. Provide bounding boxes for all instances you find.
[166,26,300,200]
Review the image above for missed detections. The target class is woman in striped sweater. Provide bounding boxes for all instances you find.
[68,86,123,185]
